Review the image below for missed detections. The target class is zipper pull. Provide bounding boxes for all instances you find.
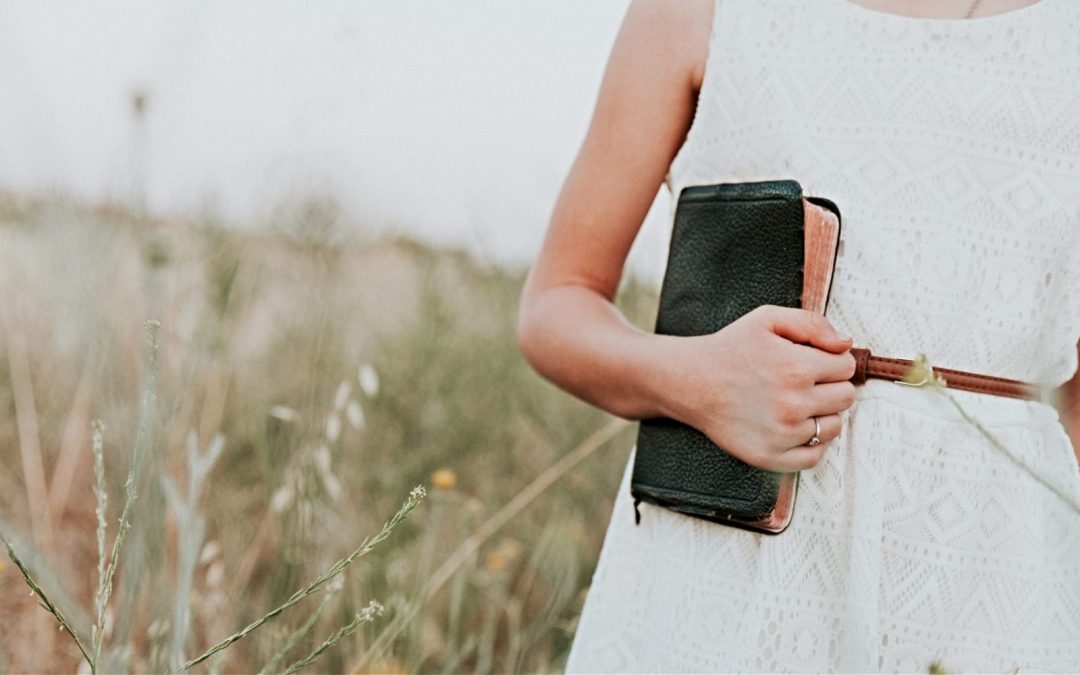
[633,498,642,525]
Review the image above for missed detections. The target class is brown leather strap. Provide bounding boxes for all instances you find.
[849,346,1042,402]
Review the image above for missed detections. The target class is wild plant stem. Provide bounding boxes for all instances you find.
[282,601,384,675]
[96,320,160,665]
[91,419,108,667]
[904,354,1079,514]
[1,534,93,669]
[180,485,426,671]
[934,386,1080,515]
[258,584,339,675]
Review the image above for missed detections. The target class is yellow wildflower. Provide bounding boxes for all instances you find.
[431,468,457,491]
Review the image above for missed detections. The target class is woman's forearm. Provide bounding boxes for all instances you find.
[1064,375,1080,468]
[1059,343,1080,467]
[1067,399,1080,468]
[516,283,681,422]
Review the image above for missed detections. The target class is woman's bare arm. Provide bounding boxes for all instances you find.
[516,0,858,472]
[516,0,710,421]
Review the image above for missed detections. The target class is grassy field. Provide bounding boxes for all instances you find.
[0,192,660,673]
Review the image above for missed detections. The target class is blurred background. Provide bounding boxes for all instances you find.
[0,1,673,673]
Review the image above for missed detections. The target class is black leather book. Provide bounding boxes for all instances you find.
[629,179,842,535]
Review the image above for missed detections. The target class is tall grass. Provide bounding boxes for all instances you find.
[0,192,655,672]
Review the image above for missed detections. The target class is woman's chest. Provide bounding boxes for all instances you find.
[671,0,1080,230]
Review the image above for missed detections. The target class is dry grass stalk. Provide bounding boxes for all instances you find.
[163,431,226,669]
[257,579,341,675]
[0,535,92,665]
[49,358,96,522]
[94,319,161,672]
[2,308,55,553]
[91,419,108,664]
[282,600,385,675]
[179,485,427,671]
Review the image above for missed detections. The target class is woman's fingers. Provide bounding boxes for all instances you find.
[807,380,858,418]
[793,342,857,383]
[772,413,843,472]
[761,306,853,354]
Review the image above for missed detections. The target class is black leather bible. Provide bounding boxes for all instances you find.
[629,179,842,535]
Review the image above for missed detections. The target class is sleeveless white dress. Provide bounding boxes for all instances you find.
[565,1,1080,672]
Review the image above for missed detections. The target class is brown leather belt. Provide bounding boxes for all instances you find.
[848,347,1042,402]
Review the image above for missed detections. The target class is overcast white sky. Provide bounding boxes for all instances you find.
[0,1,674,285]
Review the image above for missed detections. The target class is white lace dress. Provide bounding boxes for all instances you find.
[564,1,1080,672]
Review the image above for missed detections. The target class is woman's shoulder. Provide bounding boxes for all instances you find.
[621,0,715,93]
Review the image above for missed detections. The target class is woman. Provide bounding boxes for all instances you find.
[516,0,1080,672]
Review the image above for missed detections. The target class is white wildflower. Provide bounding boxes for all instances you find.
[314,445,332,474]
[270,405,298,422]
[358,363,379,397]
[325,413,342,443]
[359,599,385,620]
[199,540,221,565]
[346,400,365,430]
[322,472,343,501]
[333,380,352,411]
[270,485,294,513]
[206,561,225,588]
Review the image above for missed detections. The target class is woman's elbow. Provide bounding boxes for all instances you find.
[515,283,545,372]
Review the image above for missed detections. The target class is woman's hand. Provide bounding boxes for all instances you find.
[655,305,857,473]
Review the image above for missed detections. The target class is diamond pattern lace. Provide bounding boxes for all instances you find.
[565,1,1080,671]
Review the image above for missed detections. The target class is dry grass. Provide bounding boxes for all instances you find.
[0,191,658,673]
